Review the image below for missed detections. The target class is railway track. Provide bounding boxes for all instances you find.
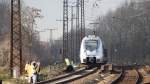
[98,66,122,84]
[36,67,98,84]
[138,65,150,83]
[112,69,140,84]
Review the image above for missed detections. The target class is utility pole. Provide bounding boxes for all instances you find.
[57,4,76,62]
[29,8,42,61]
[63,0,69,61]
[71,6,75,62]
[80,0,85,39]
[10,0,22,77]
[61,0,85,63]
[45,28,56,63]
[45,29,56,46]
[75,0,80,63]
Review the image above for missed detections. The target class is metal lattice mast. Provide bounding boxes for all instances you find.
[75,0,80,60]
[76,0,79,37]
[71,6,74,61]
[10,0,22,76]
[80,0,85,39]
[63,0,69,60]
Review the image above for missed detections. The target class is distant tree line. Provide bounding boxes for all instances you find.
[93,1,150,65]
[51,0,150,66]
[0,1,49,67]
[1,0,150,67]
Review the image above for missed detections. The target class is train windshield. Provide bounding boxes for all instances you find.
[85,40,98,51]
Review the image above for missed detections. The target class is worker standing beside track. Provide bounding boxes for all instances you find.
[25,61,33,83]
[25,61,40,84]
[31,61,38,84]
[36,61,40,82]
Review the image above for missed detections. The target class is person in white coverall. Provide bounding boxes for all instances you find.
[31,61,39,84]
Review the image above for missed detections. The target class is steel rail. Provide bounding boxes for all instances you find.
[55,68,98,84]
[135,69,140,84]
[36,67,98,84]
[111,70,123,84]
[111,69,140,84]
[36,67,86,84]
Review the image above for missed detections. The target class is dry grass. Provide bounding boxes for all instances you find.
[0,64,66,83]
[39,64,66,81]
[0,67,28,84]
[0,67,10,80]
[3,79,27,84]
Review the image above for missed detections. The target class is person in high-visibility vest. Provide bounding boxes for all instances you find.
[25,61,40,83]
[65,58,74,72]
[25,61,33,83]
[65,58,71,66]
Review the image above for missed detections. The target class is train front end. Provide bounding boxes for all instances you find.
[80,35,106,64]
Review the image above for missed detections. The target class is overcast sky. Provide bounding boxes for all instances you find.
[24,0,126,41]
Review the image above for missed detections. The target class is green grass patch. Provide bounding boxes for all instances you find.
[0,74,11,80]
[0,67,11,81]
